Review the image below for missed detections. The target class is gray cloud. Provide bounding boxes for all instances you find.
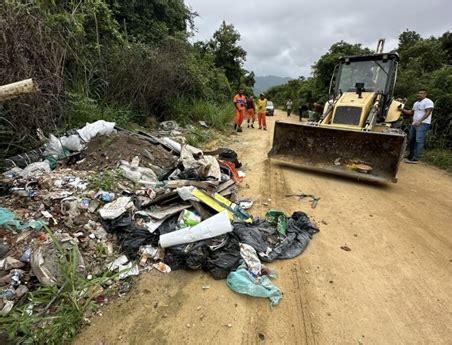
[186,0,452,78]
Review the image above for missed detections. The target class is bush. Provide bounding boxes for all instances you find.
[422,149,452,172]
[0,2,65,158]
[66,92,141,129]
[167,98,234,131]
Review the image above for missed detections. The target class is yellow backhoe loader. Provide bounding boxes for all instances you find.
[269,48,406,183]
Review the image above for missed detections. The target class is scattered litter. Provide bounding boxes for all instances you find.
[139,245,160,266]
[240,243,262,276]
[107,255,140,279]
[265,209,288,236]
[146,204,191,220]
[199,121,209,128]
[0,244,9,259]
[99,197,132,220]
[153,262,172,273]
[0,207,45,231]
[119,156,158,185]
[41,210,57,225]
[18,161,51,179]
[227,264,282,306]
[238,199,254,210]
[95,191,115,203]
[1,300,15,315]
[179,209,201,227]
[159,121,180,131]
[0,118,321,326]
[286,193,321,209]
[2,257,25,270]
[192,189,252,223]
[20,246,32,263]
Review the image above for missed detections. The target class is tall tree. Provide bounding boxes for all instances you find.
[107,0,194,43]
[208,21,247,89]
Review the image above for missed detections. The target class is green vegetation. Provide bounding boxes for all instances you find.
[88,170,118,191]
[66,93,142,129]
[0,1,251,158]
[186,127,215,147]
[0,229,118,344]
[422,149,452,172]
[168,99,235,131]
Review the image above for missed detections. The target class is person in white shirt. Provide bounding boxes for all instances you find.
[399,89,434,163]
[286,99,293,116]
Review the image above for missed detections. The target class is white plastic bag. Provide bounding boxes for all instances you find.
[19,161,51,178]
[77,120,116,142]
[43,134,65,159]
[60,135,83,152]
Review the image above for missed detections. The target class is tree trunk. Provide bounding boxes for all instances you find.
[0,78,38,102]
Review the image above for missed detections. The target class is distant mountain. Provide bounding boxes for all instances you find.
[253,75,292,95]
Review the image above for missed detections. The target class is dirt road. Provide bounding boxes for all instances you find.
[75,110,452,345]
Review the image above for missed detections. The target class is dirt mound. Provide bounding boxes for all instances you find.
[75,132,177,171]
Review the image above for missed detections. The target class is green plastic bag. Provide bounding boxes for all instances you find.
[0,207,45,231]
[226,264,282,306]
[265,209,288,236]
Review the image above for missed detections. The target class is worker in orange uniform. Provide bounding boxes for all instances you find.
[246,96,256,128]
[233,89,246,132]
[256,93,268,130]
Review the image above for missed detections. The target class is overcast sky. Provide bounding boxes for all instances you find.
[185,0,452,78]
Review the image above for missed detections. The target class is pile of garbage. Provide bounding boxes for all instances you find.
[0,120,319,317]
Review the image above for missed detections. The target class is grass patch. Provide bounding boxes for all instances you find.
[66,92,143,129]
[422,149,452,172]
[185,127,215,147]
[0,228,118,344]
[167,99,234,131]
[88,170,118,191]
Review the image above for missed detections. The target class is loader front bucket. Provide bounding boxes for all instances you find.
[268,121,406,183]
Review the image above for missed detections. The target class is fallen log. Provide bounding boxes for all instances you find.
[0,78,38,102]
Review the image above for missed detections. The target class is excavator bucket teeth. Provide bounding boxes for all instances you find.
[268,121,407,183]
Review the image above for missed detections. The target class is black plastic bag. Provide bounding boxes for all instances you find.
[218,149,241,168]
[232,212,319,262]
[290,211,320,236]
[204,234,241,279]
[101,213,133,233]
[118,225,159,259]
[233,220,277,257]
[102,212,158,259]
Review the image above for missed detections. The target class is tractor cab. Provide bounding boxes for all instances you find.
[334,52,399,96]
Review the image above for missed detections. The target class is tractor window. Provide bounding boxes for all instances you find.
[337,60,391,93]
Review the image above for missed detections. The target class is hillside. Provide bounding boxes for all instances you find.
[254,75,292,95]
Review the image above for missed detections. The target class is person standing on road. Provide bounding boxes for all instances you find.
[257,94,268,130]
[299,104,309,122]
[233,89,246,132]
[399,89,434,164]
[286,99,293,116]
[246,96,256,128]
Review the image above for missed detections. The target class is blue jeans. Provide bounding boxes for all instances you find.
[408,123,429,160]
